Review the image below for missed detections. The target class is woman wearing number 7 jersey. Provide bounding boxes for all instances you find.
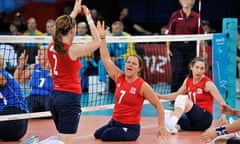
[94,21,171,141]
[47,0,101,143]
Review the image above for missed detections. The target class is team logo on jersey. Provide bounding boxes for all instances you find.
[129,87,136,94]
[117,83,120,87]
[196,88,203,94]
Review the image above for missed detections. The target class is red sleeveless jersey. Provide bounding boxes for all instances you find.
[112,74,145,124]
[47,42,82,94]
[186,76,213,113]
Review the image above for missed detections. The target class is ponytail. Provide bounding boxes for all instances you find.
[53,28,66,55]
[52,15,75,55]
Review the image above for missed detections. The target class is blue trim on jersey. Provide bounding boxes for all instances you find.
[29,64,53,96]
[0,69,28,112]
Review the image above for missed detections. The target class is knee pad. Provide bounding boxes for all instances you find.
[174,95,188,111]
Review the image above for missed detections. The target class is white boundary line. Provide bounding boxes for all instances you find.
[0,100,170,121]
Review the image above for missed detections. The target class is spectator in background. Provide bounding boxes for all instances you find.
[118,7,152,35]
[76,21,89,36]
[98,21,136,94]
[8,21,24,57]
[0,12,10,34]
[202,20,215,34]
[0,53,28,141]
[89,8,106,67]
[76,21,98,92]
[201,20,214,79]
[13,12,27,33]
[0,44,18,75]
[166,0,205,108]
[14,48,53,113]
[0,22,22,74]
[45,19,55,36]
[90,8,105,25]
[41,19,55,48]
[9,22,22,35]
[23,17,44,64]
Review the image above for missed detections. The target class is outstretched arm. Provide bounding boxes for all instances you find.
[205,81,227,123]
[97,21,121,81]
[70,0,82,19]
[70,5,101,59]
[202,119,240,143]
[14,51,34,83]
[141,82,171,138]
[156,79,187,101]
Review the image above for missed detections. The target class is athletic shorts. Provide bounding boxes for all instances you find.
[49,90,81,134]
[0,106,28,141]
[178,104,213,131]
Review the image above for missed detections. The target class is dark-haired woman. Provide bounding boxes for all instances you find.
[93,21,170,141]
[157,57,227,134]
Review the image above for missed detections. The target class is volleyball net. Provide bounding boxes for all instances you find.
[0,34,216,121]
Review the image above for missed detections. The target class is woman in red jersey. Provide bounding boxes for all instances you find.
[157,57,227,134]
[93,22,171,141]
[47,0,101,144]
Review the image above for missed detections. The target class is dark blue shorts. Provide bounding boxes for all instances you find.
[178,104,213,131]
[94,119,140,141]
[49,90,81,134]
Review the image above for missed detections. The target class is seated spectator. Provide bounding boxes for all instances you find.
[23,17,44,64]
[41,19,55,48]
[77,21,89,36]
[13,12,27,33]
[14,48,53,113]
[118,7,152,35]
[0,53,28,141]
[0,44,18,75]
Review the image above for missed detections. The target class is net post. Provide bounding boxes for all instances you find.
[222,18,238,108]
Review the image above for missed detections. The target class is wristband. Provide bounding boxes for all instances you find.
[86,13,93,25]
[216,126,228,136]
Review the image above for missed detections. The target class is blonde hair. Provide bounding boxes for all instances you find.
[179,0,196,8]
[0,53,6,69]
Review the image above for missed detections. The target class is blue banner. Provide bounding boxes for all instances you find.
[212,33,228,97]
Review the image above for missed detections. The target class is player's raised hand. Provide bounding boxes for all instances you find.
[97,21,109,39]
[70,0,82,18]
[81,5,90,16]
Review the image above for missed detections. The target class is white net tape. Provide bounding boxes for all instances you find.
[0,34,213,43]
